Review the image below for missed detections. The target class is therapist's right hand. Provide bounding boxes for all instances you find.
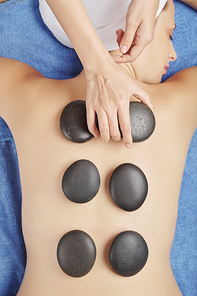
[85,57,153,148]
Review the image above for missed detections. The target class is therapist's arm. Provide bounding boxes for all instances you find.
[46,0,153,147]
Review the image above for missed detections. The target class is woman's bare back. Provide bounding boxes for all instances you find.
[1,59,196,295]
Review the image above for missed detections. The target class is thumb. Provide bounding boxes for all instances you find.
[119,25,136,54]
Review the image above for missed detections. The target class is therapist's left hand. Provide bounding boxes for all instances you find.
[113,0,160,63]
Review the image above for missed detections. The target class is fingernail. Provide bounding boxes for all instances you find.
[93,130,99,137]
[126,143,131,148]
[94,132,99,137]
[120,45,128,54]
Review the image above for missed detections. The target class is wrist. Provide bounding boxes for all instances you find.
[79,36,113,77]
[84,54,115,82]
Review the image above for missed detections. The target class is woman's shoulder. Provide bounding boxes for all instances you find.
[0,58,42,121]
[0,57,75,137]
[158,67,197,131]
[164,67,197,113]
[138,67,197,133]
[0,57,45,102]
[0,58,60,128]
[165,66,197,92]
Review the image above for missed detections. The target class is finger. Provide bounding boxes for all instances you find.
[86,104,99,137]
[96,108,110,143]
[118,105,132,148]
[112,53,135,64]
[108,112,121,142]
[119,21,139,54]
[112,30,135,63]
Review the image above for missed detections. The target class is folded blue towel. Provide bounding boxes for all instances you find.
[0,121,26,296]
[0,0,196,295]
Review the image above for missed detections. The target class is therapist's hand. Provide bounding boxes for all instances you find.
[85,58,153,148]
[113,0,160,63]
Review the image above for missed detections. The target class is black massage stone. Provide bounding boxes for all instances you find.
[62,159,100,203]
[109,231,149,277]
[109,163,148,211]
[57,230,96,277]
[60,100,93,143]
[129,101,155,142]
[60,100,155,143]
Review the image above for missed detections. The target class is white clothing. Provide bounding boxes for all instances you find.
[38,0,167,51]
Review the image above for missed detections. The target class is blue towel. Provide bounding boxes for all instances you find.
[0,121,26,296]
[0,1,82,295]
[162,2,197,294]
[0,0,196,295]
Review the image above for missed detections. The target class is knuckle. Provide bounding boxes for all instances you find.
[111,130,120,140]
[99,122,109,133]
[130,84,143,97]
[104,100,112,112]
[99,120,110,142]
[123,34,134,45]
[127,15,138,28]
[118,98,129,111]
[121,121,131,133]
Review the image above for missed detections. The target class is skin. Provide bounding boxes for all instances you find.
[112,12,177,84]
[179,0,197,9]
[0,0,196,295]
[45,0,157,147]
[123,11,177,84]
[113,0,160,62]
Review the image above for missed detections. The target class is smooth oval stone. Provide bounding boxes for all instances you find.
[109,231,149,277]
[62,159,100,203]
[109,163,148,211]
[57,230,96,277]
[129,101,155,142]
[60,100,93,143]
